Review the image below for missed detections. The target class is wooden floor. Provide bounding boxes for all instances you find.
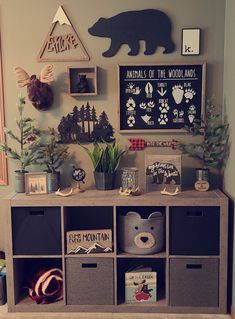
[0,305,232,319]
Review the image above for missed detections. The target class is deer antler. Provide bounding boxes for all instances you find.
[14,67,31,88]
[40,64,54,83]
[161,187,180,196]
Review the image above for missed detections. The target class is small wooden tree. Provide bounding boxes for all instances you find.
[178,99,229,170]
[0,95,41,171]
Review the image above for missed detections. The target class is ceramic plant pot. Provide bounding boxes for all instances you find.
[47,171,60,193]
[94,172,115,190]
[14,170,28,193]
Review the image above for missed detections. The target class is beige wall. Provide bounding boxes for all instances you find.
[224,0,235,309]
[0,0,226,251]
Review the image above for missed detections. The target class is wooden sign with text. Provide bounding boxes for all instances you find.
[67,229,112,254]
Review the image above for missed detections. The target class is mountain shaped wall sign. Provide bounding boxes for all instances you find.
[38,5,89,62]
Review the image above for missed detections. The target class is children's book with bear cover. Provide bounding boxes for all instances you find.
[125,266,157,303]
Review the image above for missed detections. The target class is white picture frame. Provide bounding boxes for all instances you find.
[181,28,201,56]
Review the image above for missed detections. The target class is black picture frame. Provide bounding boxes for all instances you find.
[118,63,206,133]
[181,28,201,56]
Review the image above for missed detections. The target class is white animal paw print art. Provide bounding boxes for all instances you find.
[184,89,196,103]
[127,115,136,127]
[139,102,147,109]
[172,84,184,104]
[158,114,168,125]
[147,101,155,108]
[126,97,136,111]
[159,102,170,113]
[188,114,195,123]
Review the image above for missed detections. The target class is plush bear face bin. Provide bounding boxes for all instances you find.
[119,211,164,255]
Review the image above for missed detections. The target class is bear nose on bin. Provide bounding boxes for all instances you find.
[140,236,149,243]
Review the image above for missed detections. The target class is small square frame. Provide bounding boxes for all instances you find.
[181,28,201,56]
[25,172,48,195]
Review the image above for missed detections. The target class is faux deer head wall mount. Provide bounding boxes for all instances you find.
[15,64,54,111]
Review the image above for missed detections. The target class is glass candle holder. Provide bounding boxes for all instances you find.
[121,167,139,190]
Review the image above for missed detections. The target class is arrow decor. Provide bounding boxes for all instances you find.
[128,138,178,151]
[58,103,115,144]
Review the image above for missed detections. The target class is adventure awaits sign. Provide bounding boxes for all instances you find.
[118,63,206,132]
[67,229,112,254]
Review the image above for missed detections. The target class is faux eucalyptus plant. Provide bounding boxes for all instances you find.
[0,95,41,171]
[178,98,229,170]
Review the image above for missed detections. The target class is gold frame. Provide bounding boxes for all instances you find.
[0,40,8,185]
[25,172,48,195]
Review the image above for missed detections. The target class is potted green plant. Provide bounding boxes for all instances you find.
[0,95,41,192]
[178,98,229,189]
[81,142,125,190]
[37,128,70,192]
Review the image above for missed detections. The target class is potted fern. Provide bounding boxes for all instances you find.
[178,98,229,189]
[37,128,70,192]
[0,96,41,192]
[81,142,125,190]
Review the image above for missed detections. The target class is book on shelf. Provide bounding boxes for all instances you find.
[125,266,157,303]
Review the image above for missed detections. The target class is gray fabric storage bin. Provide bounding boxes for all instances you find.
[66,257,114,305]
[169,258,219,307]
[119,211,164,255]
[0,273,6,305]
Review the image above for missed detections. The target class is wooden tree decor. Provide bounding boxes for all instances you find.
[38,5,90,62]
[58,103,115,144]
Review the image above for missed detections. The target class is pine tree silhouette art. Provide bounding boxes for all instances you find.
[58,103,115,144]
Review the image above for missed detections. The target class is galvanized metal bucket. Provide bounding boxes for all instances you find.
[14,170,28,193]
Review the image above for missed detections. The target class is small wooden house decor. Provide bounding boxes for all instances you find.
[38,5,89,62]
[67,229,112,254]
[58,103,115,144]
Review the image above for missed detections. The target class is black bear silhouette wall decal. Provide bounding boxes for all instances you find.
[88,9,175,57]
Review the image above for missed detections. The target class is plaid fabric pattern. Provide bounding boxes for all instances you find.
[129,138,146,151]
[129,138,178,151]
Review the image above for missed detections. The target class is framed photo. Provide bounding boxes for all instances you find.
[25,172,48,195]
[181,28,201,56]
[118,63,206,133]
[145,155,181,192]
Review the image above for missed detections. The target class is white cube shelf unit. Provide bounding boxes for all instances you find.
[4,189,228,314]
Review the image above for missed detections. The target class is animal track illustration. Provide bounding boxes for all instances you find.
[158,114,168,125]
[127,115,135,127]
[159,102,170,113]
[139,102,147,109]
[172,84,184,104]
[147,101,155,108]
[141,114,152,124]
[184,89,196,103]
[126,97,136,111]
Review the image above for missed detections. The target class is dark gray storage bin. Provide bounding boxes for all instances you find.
[12,207,61,255]
[0,273,6,305]
[169,206,220,255]
[169,258,219,307]
[66,257,114,305]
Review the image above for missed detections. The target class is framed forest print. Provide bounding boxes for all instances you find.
[118,63,206,133]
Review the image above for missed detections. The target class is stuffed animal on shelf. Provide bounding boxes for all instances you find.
[15,64,54,111]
